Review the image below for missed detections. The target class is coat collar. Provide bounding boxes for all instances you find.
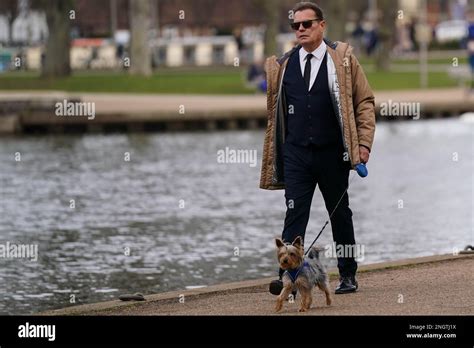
[299,40,327,62]
[277,38,339,66]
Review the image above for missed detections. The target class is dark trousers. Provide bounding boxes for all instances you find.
[281,141,358,278]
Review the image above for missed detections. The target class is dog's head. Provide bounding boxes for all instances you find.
[275,236,304,270]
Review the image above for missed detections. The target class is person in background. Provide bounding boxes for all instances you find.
[247,59,266,92]
[468,11,474,91]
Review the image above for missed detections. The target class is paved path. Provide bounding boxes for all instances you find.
[42,254,473,316]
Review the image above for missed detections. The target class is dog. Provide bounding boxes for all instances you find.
[275,236,332,312]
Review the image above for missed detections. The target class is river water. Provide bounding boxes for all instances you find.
[0,118,472,314]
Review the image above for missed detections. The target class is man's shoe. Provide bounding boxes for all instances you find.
[351,276,358,290]
[335,276,358,294]
[269,279,297,300]
[269,279,283,295]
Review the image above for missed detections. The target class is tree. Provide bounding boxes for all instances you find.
[0,0,20,45]
[324,0,348,42]
[129,0,152,76]
[255,0,280,57]
[31,0,74,77]
[375,0,397,71]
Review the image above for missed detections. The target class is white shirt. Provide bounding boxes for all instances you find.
[299,41,327,91]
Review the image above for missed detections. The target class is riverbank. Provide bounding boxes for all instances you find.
[1,88,473,134]
[40,253,473,316]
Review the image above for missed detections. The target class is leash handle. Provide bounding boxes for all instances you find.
[355,163,368,177]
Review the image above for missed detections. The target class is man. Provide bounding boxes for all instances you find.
[468,10,474,91]
[260,2,375,294]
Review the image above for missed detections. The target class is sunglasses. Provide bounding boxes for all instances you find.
[290,19,321,31]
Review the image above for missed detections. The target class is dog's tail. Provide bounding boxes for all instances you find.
[307,245,325,259]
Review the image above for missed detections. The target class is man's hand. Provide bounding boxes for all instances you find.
[359,146,370,164]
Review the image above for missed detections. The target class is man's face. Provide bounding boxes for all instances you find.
[293,9,325,47]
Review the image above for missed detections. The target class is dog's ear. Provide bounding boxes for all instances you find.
[292,236,303,248]
[275,238,285,248]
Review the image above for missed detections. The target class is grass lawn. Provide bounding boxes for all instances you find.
[0,69,255,94]
[358,56,468,66]
[366,71,458,89]
[0,67,459,94]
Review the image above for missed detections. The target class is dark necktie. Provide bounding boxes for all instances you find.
[304,53,313,90]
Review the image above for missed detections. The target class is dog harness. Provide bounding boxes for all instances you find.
[284,260,310,283]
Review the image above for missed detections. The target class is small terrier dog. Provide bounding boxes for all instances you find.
[275,236,332,312]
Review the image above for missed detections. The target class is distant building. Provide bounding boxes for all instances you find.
[0,0,470,70]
